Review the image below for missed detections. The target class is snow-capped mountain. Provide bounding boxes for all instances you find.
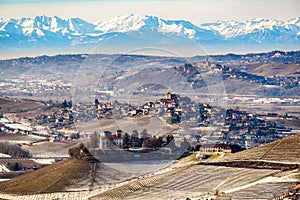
[95,14,218,40]
[199,17,300,43]
[0,15,98,46]
[0,14,299,56]
[0,15,96,36]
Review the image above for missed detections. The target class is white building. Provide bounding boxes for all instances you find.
[99,136,123,149]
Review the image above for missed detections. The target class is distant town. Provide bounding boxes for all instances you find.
[0,91,298,159]
[0,51,299,200]
[0,51,300,199]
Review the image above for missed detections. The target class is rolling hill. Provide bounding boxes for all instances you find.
[215,133,300,164]
[89,134,300,200]
[236,63,300,77]
[0,144,136,196]
[0,135,299,199]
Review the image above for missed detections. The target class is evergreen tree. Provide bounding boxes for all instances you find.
[140,129,149,139]
[122,133,131,148]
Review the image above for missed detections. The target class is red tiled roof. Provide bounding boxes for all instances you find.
[103,136,122,140]
[200,143,231,149]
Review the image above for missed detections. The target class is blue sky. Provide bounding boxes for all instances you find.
[0,0,299,24]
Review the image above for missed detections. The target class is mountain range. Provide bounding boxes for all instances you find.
[0,14,299,57]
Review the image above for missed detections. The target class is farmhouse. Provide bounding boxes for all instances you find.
[199,143,231,154]
[100,136,123,149]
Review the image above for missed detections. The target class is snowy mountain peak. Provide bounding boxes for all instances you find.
[288,16,300,26]
[0,14,299,55]
[199,17,300,39]
[96,14,150,32]
[95,13,208,39]
[0,15,95,36]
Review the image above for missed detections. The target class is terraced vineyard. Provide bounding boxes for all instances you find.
[0,158,136,195]
[0,159,90,194]
[226,182,294,200]
[89,165,281,200]
[262,134,300,163]
[1,134,299,199]
[217,134,300,163]
[0,191,91,200]
[89,135,300,200]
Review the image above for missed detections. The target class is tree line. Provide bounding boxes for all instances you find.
[89,129,190,150]
[0,142,31,158]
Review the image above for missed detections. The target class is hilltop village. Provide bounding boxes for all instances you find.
[0,92,298,154]
[90,92,297,152]
[0,51,300,178]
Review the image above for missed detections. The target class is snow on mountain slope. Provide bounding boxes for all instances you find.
[0,15,96,39]
[199,17,300,40]
[96,14,148,33]
[0,14,299,53]
[95,14,216,39]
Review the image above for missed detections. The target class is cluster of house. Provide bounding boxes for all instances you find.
[70,91,215,128]
[95,101,114,119]
[128,102,154,117]
[90,91,295,150]
[0,116,48,137]
[128,92,182,123]
[0,120,32,135]
[126,92,213,125]
[198,103,212,126]
[79,100,126,120]
[225,96,300,106]
[0,115,76,144]
[173,60,300,93]
[221,109,293,149]
[0,77,71,98]
[224,67,300,89]
[35,107,73,129]
[1,90,296,160]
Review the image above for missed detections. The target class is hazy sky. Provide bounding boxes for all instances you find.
[0,0,299,24]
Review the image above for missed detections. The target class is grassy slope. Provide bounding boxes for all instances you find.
[249,63,300,77]
[0,97,44,114]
